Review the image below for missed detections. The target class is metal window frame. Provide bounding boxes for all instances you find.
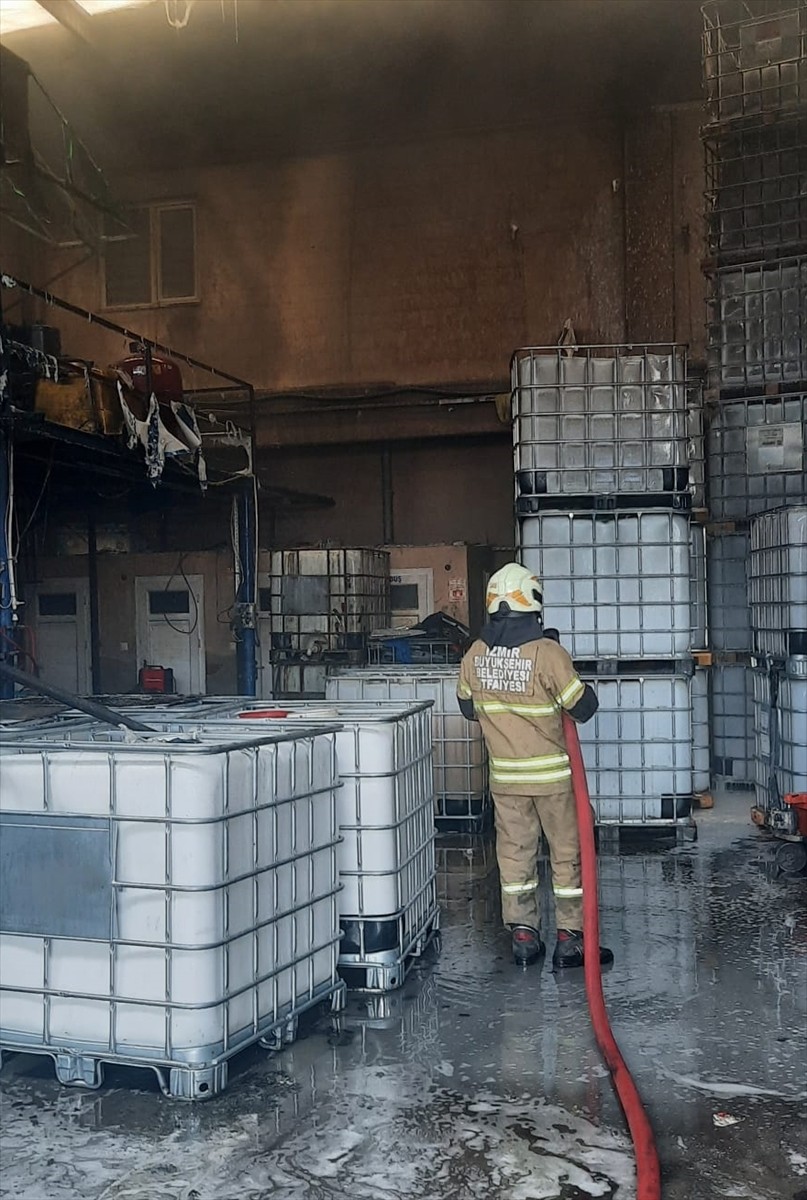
[102,199,198,311]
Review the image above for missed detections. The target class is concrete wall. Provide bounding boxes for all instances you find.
[9,101,706,616]
[624,107,706,355]
[265,436,515,548]
[13,109,705,395]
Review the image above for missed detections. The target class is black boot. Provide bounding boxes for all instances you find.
[511,925,546,965]
[552,928,614,970]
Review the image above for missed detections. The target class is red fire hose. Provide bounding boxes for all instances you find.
[563,712,662,1200]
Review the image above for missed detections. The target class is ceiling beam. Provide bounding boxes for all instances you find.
[256,397,509,448]
[34,0,99,48]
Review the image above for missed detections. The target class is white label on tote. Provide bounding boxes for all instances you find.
[747,425,803,474]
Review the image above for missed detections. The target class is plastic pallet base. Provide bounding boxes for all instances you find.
[435,794,493,834]
[338,909,440,994]
[706,379,807,403]
[593,794,693,827]
[516,492,693,515]
[595,818,697,853]
[0,981,346,1101]
[754,632,807,658]
[575,658,695,677]
[713,774,754,792]
[435,806,494,835]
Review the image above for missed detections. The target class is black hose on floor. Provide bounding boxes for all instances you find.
[0,661,155,734]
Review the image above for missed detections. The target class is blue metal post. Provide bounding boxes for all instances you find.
[0,427,15,699]
[235,479,258,697]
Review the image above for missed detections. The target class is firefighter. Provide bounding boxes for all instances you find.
[458,562,614,969]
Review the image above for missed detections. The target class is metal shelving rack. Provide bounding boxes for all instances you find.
[0,275,266,698]
[701,1,807,795]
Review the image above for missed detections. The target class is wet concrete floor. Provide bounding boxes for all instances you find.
[1,788,806,1199]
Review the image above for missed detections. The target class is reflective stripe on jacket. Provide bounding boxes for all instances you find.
[458,636,585,794]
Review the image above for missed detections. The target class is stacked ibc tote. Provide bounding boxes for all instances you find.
[749,508,807,860]
[511,343,704,841]
[702,2,807,807]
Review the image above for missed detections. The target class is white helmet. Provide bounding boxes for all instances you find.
[485,562,543,615]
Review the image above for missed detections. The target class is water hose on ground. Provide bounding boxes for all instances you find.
[563,711,662,1200]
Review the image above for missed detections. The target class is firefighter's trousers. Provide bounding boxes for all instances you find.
[491,786,584,931]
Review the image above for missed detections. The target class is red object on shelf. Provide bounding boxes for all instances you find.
[116,352,184,404]
[784,794,807,837]
[139,666,175,694]
[238,710,290,719]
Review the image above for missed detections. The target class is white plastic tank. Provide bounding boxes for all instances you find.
[577,674,694,824]
[0,725,341,1095]
[706,395,807,520]
[122,702,438,943]
[511,346,689,497]
[750,505,807,658]
[710,663,754,786]
[519,510,692,659]
[326,668,489,826]
[707,531,752,653]
[691,668,711,795]
[752,657,807,809]
[263,548,390,657]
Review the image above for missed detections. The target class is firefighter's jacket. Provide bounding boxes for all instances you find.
[458,626,596,794]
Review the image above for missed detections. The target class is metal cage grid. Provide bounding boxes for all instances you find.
[688,371,708,509]
[702,1,807,129]
[692,668,712,793]
[157,702,438,930]
[576,674,695,825]
[749,504,807,656]
[0,728,344,1098]
[517,510,694,661]
[706,255,807,391]
[710,663,755,784]
[707,530,753,651]
[511,345,691,499]
[752,656,807,808]
[706,393,807,518]
[264,548,390,657]
[336,876,440,992]
[691,523,709,652]
[705,119,807,257]
[325,669,490,829]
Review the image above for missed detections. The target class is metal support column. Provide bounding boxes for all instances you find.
[0,314,16,698]
[0,425,15,699]
[381,445,394,543]
[86,508,101,693]
[235,478,258,697]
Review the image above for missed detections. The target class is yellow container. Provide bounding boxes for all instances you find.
[35,375,95,432]
[34,366,123,436]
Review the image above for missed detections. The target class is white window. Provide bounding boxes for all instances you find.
[103,202,197,309]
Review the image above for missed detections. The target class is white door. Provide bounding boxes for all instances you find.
[389,568,434,628]
[32,578,91,694]
[135,574,206,694]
